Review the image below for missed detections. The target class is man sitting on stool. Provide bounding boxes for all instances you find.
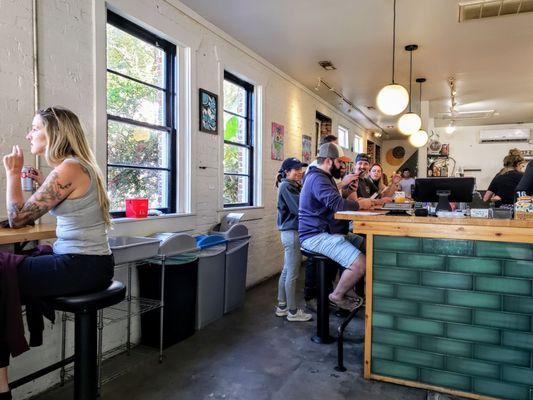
[299,143,372,311]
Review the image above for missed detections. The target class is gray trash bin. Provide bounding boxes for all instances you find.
[186,244,226,329]
[210,215,250,314]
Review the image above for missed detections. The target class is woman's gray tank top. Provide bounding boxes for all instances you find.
[49,158,111,255]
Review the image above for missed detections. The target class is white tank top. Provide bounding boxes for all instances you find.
[49,158,111,255]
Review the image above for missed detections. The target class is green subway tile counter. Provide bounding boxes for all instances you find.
[336,212,533,400]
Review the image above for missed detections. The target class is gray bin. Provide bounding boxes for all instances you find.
[223,239,249,314]
[210,217,250,314]
[186,245,226,329]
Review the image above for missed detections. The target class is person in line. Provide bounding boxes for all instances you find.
[516,159,533,198]
[0,107,114,399]
[275,157,312,322]
[299,143,373,311]
[484,152,525,206]
[398,167,416,199]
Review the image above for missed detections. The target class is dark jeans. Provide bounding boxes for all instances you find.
[0,253,114,367]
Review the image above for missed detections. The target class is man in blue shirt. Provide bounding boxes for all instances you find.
[299,143,372,310]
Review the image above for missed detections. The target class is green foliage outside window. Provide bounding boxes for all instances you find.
[106,23,169,211]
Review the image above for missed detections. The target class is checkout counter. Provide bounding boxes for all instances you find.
[335,211,533,400]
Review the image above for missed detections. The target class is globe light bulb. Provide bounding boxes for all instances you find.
[409,129,429,148]
[445,121,456,135]
[398,112,422,136]
[376,84,409,116]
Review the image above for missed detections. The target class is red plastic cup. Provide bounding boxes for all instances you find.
[125,198,149,218]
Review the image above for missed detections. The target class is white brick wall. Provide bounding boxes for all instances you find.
[1,1,371,397]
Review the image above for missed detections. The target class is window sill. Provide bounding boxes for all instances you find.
[112,212,195,224]
[218,206,264,212]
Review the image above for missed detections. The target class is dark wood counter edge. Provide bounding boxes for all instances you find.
[0,224,56,245]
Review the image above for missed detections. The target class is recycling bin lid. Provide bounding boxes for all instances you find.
[149,232,199,256]
[191,244,226,257]
[211,223,249,241]
[196,235,228,249]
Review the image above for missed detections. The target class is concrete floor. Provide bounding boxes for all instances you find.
[33,272,447,400]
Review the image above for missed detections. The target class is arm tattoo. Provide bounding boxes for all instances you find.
[8,171,73,228]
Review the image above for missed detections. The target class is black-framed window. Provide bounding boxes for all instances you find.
[223,71,254,207]
[106,10,176,216]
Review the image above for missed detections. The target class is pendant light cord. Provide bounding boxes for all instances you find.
[408,50,413,112]
[419,81,422,115]
[392,0,396,83]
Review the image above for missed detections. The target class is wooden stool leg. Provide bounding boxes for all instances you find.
[312,259,335,344]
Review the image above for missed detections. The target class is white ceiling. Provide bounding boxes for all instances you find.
[180,0,533,138]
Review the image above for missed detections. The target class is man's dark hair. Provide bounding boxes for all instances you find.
[319,135,337,146]
[402,167,411,173]
[316,157,327,165]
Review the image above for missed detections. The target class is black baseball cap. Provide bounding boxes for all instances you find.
[279,157,308,173]
[355,153,370,163]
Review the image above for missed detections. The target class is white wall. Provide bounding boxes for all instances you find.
[420,123,533,189]
[1,1,371,398]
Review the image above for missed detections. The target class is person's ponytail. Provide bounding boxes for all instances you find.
[275,170,286,188]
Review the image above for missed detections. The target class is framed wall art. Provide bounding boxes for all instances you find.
[199,88,218,134]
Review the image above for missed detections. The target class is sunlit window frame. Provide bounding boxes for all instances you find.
[223,71,254,208]
[106,10,177,217]
[338,125,349,149]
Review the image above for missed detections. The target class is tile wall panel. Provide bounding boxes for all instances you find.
[371,235,533,400]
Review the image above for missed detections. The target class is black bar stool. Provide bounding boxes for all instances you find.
[47,281,126,400]
[301,249,335,344]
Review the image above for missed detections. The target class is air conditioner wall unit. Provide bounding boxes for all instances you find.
[479,128,531,143]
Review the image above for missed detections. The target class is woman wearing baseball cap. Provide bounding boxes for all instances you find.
[275,157,312,322]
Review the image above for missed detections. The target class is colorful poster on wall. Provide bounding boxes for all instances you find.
[302,135,312,164]
[271,122,284,161]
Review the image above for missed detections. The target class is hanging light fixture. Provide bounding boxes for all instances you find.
[376,0,409,116]
[445,78,457,134]
[445,120,456,134]
[409,78,429,148]
[398,44,421,135]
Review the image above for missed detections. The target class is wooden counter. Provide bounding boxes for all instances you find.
[335,212,533,244]
[335,212,533,400]
[0,223,56,245]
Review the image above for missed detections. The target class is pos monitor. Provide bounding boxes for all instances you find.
[412,177,476,212]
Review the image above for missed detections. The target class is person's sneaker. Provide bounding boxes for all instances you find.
[287,309,313,322]
[275,306,289,317]
[305,298,317,313]
[328,294,364,311]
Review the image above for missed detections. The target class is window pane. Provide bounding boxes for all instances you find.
[108,167,169,211]
[107,72,165,125]
[223,144,250,174]
[223,80,247,116]
[223,175,249,205]
[338,126,349,148]
[107,24,165,87]
[223,112,247,144]
[108,120,169,168]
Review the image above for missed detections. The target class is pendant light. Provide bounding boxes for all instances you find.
[409,78,429,148]
[398,45,422,135]
[445,120,456,134]
[376,0,409,116]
